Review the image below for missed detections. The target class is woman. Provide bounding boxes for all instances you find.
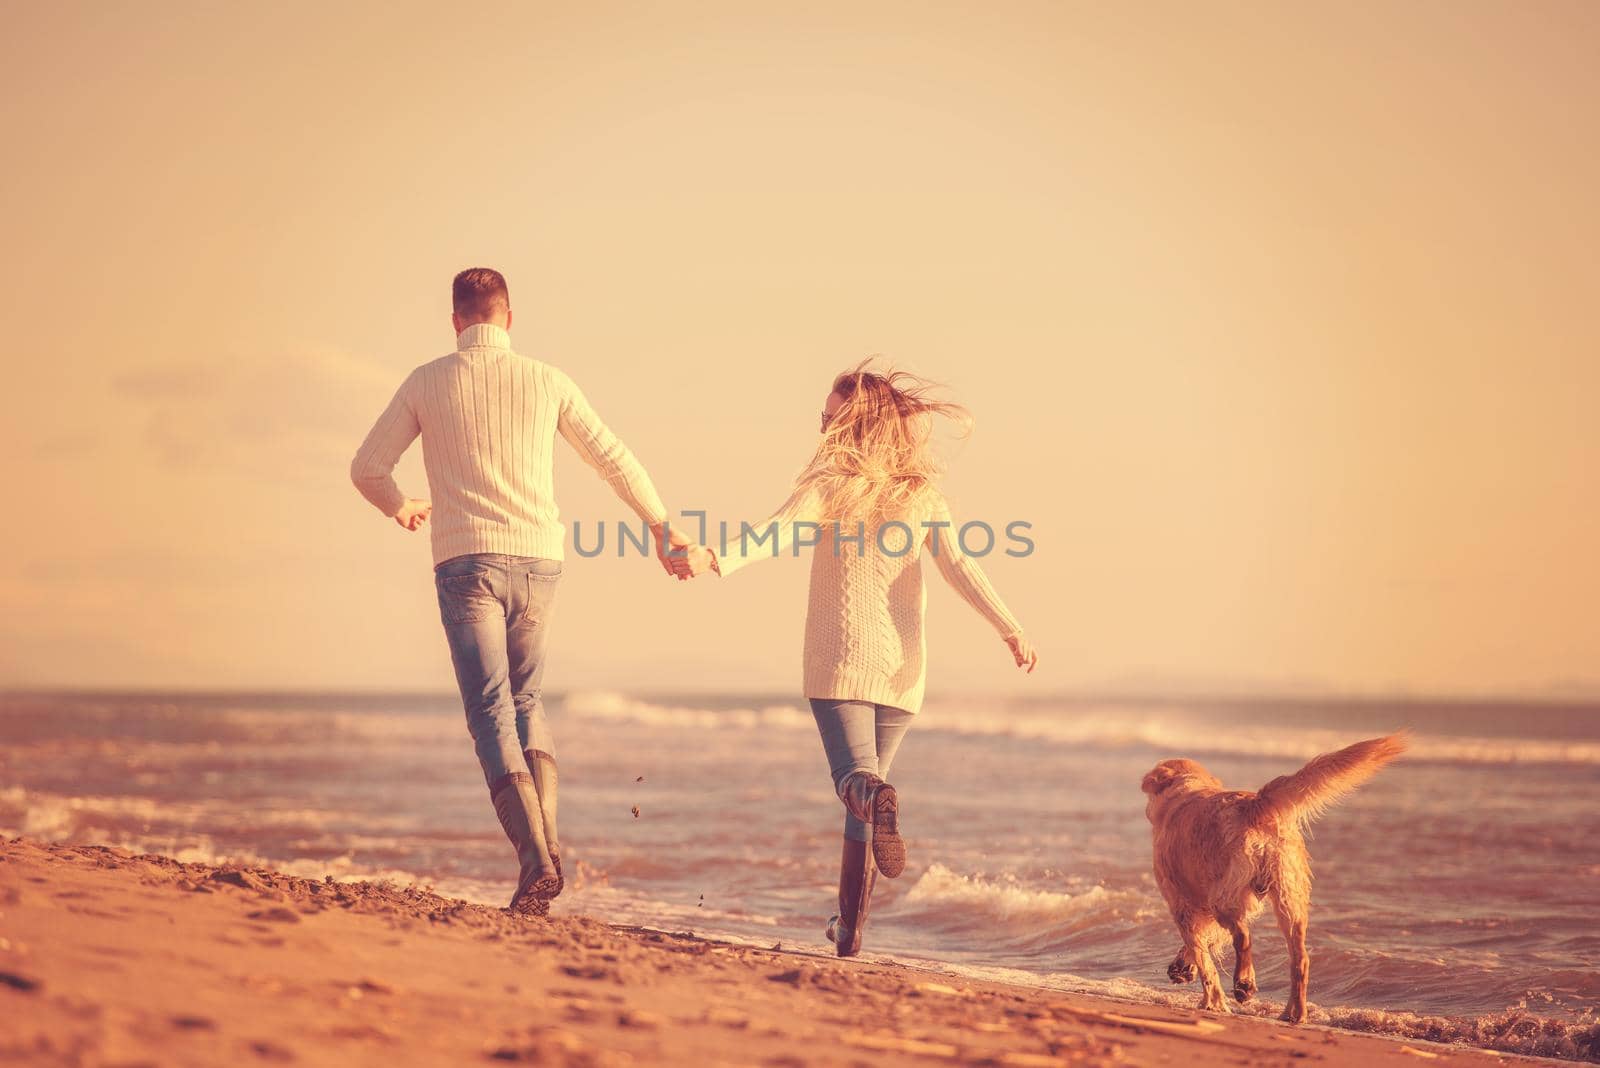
[677,365,1037,957]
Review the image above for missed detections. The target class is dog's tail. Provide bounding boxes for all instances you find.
[1250,733,1409,829]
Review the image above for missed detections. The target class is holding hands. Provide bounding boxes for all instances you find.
[651,524,717,581]
[669,543,717,579]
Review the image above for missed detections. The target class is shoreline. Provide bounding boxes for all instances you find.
[0,837,1558,1067]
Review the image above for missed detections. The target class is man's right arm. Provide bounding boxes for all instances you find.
[552,368,669,527]
[350,370,421,517]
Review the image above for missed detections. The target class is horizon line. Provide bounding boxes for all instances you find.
[2,683,1597,709]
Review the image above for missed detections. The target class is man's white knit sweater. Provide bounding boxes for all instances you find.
[715,487,1022,715]
[350,323,667,566]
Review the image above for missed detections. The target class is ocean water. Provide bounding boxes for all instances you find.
[2,689,1597,1060]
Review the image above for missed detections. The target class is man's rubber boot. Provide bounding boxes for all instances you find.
[490,771,561,915]
[524,748,562,887]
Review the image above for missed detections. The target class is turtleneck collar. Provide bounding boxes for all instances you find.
[455,322,512,350]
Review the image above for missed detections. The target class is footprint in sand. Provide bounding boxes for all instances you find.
[0,971,41,992]
[249,1039,294,1061]
[246,907,303,924]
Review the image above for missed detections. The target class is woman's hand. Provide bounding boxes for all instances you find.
[1005,632,1038,673]
[668,544,717,580]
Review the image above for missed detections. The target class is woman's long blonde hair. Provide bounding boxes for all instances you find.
[788,361,971,524]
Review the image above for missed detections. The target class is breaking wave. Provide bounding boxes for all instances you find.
[561,690,1600,766]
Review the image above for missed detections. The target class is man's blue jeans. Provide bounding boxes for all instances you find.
[809,699,913,842]
[434,554,561,788]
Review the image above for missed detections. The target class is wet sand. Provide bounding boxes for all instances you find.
[0,837,1540,1067]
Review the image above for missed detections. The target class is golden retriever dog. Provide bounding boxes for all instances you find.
[1140,733,1407,1023]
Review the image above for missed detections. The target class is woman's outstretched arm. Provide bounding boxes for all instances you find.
[926,491,1038,672]
[710,487,825,578]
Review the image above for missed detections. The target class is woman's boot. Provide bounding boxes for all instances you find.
[523,748,562,885]
[840,771,906,878]
[489,771,561,915]
[825,837,879,957]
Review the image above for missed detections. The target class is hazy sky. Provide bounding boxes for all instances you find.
[3,2,1596,699]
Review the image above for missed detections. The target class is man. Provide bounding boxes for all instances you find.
[350,267,688,915]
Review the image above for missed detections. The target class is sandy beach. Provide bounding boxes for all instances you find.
[0,836,1544,1068]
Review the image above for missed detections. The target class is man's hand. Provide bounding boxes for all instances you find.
[651,523,694,579]
[393,499,431,532]
[668,544,717,580]
[1005,632,1039,673]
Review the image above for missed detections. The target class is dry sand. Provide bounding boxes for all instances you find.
[0,837,1541,1067]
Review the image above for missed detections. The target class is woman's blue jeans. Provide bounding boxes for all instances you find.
[809,698,913,842]
[434,553,561,789]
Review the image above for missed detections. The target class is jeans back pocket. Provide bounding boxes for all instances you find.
[437,569,499,625]
[520,566,561,626]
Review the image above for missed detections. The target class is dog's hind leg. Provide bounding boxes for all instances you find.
[1269,888,1310,1022]
[1179,918,1230,1014]
[1219,913,1256,1003]
[1166,946,1197,984]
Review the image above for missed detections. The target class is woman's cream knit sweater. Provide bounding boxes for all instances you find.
[714,487,1022,715]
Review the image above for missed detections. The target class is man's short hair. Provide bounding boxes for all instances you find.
[452,268,510,320]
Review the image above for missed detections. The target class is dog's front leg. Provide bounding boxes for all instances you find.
[1180,926,1230,1014]
[1221,916,1256,1003]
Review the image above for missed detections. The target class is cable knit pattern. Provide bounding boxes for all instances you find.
[716,487,1022,714]
[351,323,667,565]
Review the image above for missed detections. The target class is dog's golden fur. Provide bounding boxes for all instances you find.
[1140,734,1408,1022]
